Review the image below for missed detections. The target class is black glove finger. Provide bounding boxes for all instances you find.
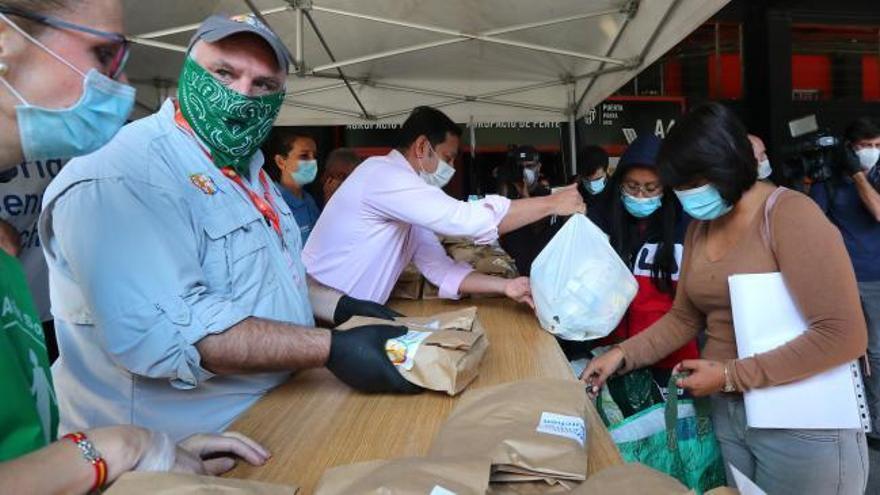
[333,295,404,325]
[352,301,403,321]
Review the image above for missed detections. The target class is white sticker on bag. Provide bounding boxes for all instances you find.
[430,487,457,495]
[536,412,586,446]
[385,330,431,371]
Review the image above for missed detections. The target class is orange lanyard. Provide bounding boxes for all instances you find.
[173,103,283,238]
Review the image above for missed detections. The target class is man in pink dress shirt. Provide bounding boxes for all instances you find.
[303,106,585,306]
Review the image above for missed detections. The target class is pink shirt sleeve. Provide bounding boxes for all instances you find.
[411,227,473,299]
[363,165,511,244]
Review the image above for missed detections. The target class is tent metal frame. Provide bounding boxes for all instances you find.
[128,0,690,172]
[129,1,652,121]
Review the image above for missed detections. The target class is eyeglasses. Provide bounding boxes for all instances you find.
[621,181,663,197]
[0,6,130,80]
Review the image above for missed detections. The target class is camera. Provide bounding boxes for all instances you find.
[781,115,841,186]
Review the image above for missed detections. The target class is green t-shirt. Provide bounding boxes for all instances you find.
[0,250,58,461]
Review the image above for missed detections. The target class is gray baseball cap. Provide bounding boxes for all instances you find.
[188,14,290,74]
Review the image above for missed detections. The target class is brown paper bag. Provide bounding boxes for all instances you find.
[429,378,588,483]
[336,307,489,395]
[314,456,491,495]
[390,263,423,300]
[104,472,297,495]
[421,279,442,299]
[447,243,518,279]
[569,463,688,494]
[488,480,576,494]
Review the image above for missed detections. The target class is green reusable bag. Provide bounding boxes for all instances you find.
[600,373,726,494]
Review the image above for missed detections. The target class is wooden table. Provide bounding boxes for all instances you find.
[226,298,622,493]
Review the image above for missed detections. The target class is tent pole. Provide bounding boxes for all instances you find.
[129,38,186,52]
[243,0,296,72]
[287,82,351,97]
[295,3,304,74]
[308,6,627,74]
[283,101,364,118]
[302,10,372,119]
[568,83,577,178]
[575,0,639,115]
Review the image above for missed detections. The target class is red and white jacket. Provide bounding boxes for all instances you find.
[602,241,700,369]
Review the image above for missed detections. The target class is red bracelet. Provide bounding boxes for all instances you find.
[63,432,108,492]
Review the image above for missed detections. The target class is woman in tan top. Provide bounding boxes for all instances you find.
[582,103,868,494]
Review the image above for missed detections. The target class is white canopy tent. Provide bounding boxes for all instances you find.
[124,0,729,168]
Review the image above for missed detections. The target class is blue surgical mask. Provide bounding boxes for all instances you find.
[622,192,662,218]
[292,159,318,186]
[585,177,606,195]
[674,183,733,220]
[0,13,135,161]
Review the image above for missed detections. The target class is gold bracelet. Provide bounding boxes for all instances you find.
[722,361,737,393]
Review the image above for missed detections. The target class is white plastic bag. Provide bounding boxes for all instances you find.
[531,214,637,341]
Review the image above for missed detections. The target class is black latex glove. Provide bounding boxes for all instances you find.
[839,144,864,177]
[326,324,424,394]
[333,295,403,325]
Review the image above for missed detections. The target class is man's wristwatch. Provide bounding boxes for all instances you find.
[723,361,737,393]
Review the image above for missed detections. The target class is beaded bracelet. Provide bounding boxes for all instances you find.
[62,432,107,493]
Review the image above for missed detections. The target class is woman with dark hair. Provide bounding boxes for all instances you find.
[589,134,697,377]
[267,131,321,245]
[583,103,868,493]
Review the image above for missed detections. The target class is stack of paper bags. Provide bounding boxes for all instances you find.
[423,236,519,299]
[390,263,423,300]
[429,378,589,488]
[315,456,491,495]
[336,307,489,396]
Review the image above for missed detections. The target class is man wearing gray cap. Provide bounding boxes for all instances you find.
[39,14,418,441]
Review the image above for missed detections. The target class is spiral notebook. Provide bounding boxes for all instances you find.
[728,272,870,431]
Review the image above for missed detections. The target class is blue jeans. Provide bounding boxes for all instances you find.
[710,394,868,495]
[859,281,880,439]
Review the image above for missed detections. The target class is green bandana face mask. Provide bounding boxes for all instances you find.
[178,56,284,175]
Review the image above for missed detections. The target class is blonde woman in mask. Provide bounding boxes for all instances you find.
[0,1,269,493]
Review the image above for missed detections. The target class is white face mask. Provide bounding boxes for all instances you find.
[757,159,773,180]
[523,167,537,186]
[418,142,455,188]
[856,147,880,171]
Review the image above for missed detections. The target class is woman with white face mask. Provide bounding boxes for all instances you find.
[748,134,774,183]
[0,1,269,492]
[582,103,868,494]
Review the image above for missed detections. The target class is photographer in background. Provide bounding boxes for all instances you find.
[512,145,551,197]
[572,144,610,208]
[809,116,880,446]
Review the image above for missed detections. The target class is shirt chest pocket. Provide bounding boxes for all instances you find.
[201,206,279,300]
